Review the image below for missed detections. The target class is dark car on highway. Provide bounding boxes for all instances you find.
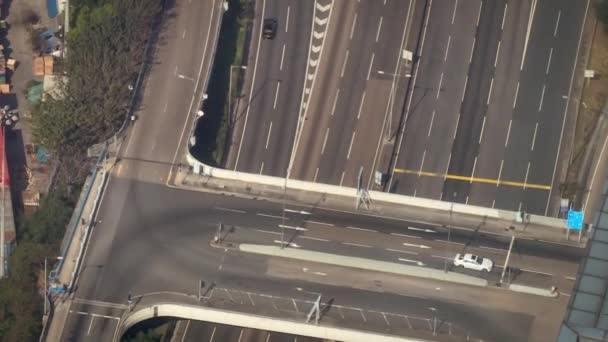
[263,18,278,39]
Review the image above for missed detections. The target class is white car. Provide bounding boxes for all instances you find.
[453,253,493,272]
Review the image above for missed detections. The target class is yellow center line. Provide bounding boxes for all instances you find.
[394,168,551,190]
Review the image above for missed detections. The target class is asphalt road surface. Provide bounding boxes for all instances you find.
[389,0,589,215]
[58,0,582,340]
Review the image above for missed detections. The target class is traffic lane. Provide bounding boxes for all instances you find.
[60,304,122,342]
[291,0,356,182]
[315,0,383,186]
[236,0,284,174]
[200,194,586,262]
[182,320,216,342]
[390,0,452,196]
[414,0,479,200]
[230,221,579,287]
[265,0,314,178]
[126,0,216,166]
[335,2,412,187]
[442,0,505,205]
[523,0,588,215]
[493,0,564,213]
[467,0,530,209]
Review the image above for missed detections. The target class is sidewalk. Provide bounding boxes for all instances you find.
[43,161,110,342]
[176,170,586,247]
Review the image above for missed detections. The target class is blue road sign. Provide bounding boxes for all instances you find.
[49,286,65,294]
[567,210,584,230]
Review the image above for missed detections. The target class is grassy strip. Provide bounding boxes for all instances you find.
[191,0,248,166]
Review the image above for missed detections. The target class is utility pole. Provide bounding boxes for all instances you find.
[500,235,516,285]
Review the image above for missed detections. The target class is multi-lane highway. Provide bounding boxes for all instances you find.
[389,0,589,215]
[55,0,588,341]
[179,321,325,342]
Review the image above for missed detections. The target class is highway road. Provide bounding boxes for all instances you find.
[229,0,313,177]
[389,0,589,216]
[57,0,583,341]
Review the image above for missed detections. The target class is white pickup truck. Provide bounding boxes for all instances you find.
[453,253,493,272]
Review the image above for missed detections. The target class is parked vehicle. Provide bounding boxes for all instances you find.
[453,253,493,272]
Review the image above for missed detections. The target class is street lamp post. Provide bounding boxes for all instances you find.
[229,65,247,126]
[296,287,322,324]
[44,256,64,316]
[377,70,411,142]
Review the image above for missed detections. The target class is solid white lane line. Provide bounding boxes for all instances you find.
[479,245,506,252]
[505,119,512,147]
[444,153,452,178]
[461,75,468,102]
[501,3,508,30]
[321,128,329,155]
[546,47,553,74]
[427,110,436,137]
[357,91,366,119]
[554,10,561,37]
[286,5,290,32]
[215,207,246,214]
[387,248,418,255]
[539,84,545,111]
[256,229,281,235]
[339,171,345,186]
[419,150,426,174]
[478,116,486,143]
[487,78,494,104]
[367,53,375,80]
[494,41,501,67]
[305,220,334,226]
[87,316,95,335]
[350,13,358,40]
[343,242,372,248]
[531,122,539,151]
[300,236,330,242]
[273,82,281,109]
[470,156,478,183]
[469,37,475,63]
[513,81,520,108]
[280,44,286,71]
[256,213,283,219]
[444,35,451,61]
[376,17,383,42]
[347,226,378,233]
[341,49,350,78]
[451,0,458,24]
[331,89,340,116]
[437,73,443,99]
[265,121,273,149]
[521,268,553,276]
[523,161,531,189]
[347,131,356,160]
[476,1,483,27]
[497,159,504,187]
[391,232,421,239]
[453,114,460,139]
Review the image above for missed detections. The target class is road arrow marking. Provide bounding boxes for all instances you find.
[315,17,329,25]
[278,224,307,231]
[274,240,300,248]
[312,45,322,53]
[403,242,431,249]
[283,209,311,215]
[313,31,325,39]
[408,226,436,233]
[310,58,319,67]
[398,258,425,266]
[316,3,331,12]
